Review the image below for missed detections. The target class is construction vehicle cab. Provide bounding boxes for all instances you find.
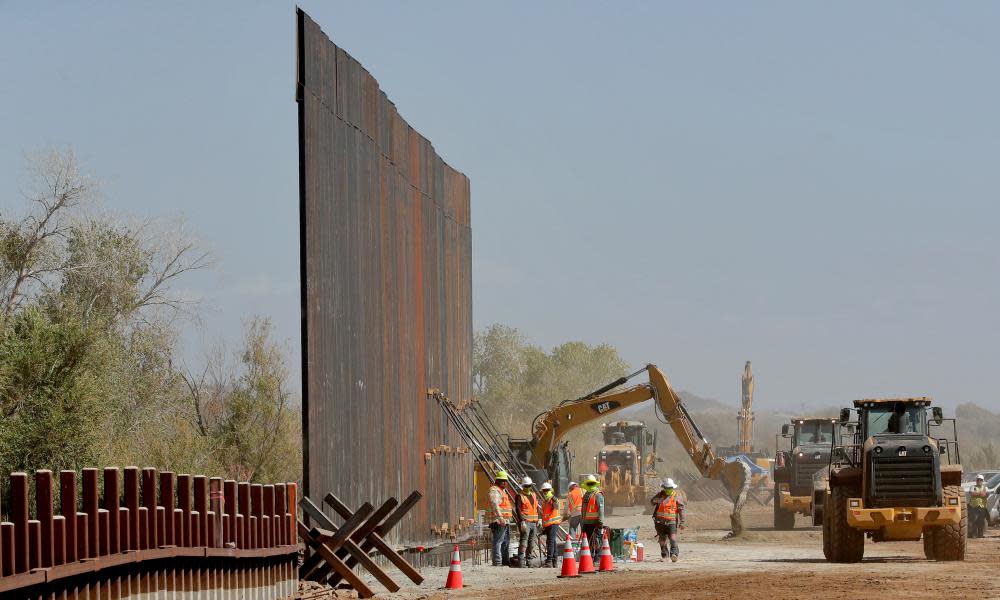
[772,417,838,529]
[509,438,573,496]
[821,397,965,563]
[596,421,657,507]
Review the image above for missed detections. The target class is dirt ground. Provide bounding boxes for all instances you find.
[301,499,1000,600]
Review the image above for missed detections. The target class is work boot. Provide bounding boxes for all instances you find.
[670,554,678,563]
[661,547,668,559]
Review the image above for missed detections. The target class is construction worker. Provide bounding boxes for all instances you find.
[566,481,583,539]
[487,470,514,566]
[651,478,685,562]
[970,474,989,538]
[580,474,605,552]
[540,482,562,567]
[514,476,540,567]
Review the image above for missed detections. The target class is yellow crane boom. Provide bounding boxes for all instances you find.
[738,361,755,454]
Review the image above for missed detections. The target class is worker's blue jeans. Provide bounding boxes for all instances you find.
[543,525,559,564]
[490,523,510,566]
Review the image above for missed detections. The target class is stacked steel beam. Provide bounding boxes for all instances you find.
[0,467,298,597]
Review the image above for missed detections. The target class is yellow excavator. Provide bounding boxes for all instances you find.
[480,364,752,533]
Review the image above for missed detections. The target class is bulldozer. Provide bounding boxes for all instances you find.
[772,417,839,529]
[818,397,965,562]
[596,421,657,507]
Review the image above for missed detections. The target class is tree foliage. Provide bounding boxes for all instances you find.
[0,149,300,484]
[473,323,630,470]
[184,318,301,483]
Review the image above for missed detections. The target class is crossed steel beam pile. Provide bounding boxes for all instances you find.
[297,490,424,598]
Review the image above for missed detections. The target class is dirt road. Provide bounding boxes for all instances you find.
[305,499,1000,599]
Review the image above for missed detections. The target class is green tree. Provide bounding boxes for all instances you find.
[0,306,104,473]
[184,318,301,483]
[472,323,629,447]
[0,149,301,486]
[473,323,526,402]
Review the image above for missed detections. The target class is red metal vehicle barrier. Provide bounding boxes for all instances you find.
[0,467,298,598]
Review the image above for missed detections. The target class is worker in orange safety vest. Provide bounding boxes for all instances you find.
[650,478,685,562]
[539,482,563,567]
[514,476,540,568]
[566,481,583,539]
[488,470,514,566]
[580,474,605,552]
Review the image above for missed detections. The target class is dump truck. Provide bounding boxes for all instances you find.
[772,417,839,529]
[596,420,657,507]
[818,397,965,562]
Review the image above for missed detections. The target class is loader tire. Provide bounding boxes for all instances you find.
[822,499,832,560]
[773,485,795,530]
[922,528,936,560]
[933,485,967,561]
[827,485,864,563]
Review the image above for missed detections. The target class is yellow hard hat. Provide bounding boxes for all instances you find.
[583,474,599,489]
[495,470,509,481]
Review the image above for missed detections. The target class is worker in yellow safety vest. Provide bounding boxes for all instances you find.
[488,470,514,566]
[650,478,685,562]
[970,474,990,539]
[539,482,563,567]
[515,476,540,567]
[580,474,605,552]
[566,481,583,539]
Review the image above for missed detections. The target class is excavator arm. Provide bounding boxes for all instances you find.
[529,364,751,533]
[529,367,657,466]
[644,365,752,531]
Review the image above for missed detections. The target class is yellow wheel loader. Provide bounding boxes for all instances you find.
[820,398,965,562]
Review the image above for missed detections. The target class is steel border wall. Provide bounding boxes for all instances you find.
[296,9,473,546]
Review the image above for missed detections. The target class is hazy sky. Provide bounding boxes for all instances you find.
[3,2,998,412]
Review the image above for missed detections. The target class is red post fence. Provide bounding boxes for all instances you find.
[0,467,298,598]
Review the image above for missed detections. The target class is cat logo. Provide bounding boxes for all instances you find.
[591,400,621,415]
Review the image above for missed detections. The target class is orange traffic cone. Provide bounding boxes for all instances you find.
[636,542,645,562]
[557,537,580,578]
[445,545,463,589]
[577,533,596,574]
[598,530,614,572]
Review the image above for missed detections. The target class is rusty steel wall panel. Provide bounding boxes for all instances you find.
[296,9,473,545]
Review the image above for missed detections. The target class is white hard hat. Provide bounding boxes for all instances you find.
[977,474,985,481]
[540,482,553,491]
[662,478,677,489]
[569,481,578,488]
[521,476,533,486]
